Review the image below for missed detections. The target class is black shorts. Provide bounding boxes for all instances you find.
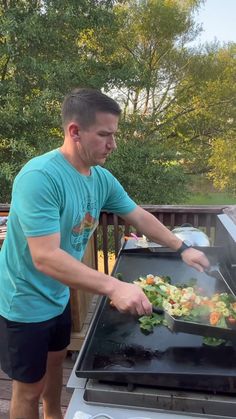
[0,301,71,383]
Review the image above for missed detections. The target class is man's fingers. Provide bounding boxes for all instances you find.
[190,263,204,273]
[109,282,153,316]
[182,248,210,271]
[138,297,152,316]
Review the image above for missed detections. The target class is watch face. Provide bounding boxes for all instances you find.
[184,240,192,247]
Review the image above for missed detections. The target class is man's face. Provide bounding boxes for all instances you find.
[77,112,119,167]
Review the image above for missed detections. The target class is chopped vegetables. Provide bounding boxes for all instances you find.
[202,337,226,346]
[146,275,155,285]
[209,311,221,326]
[134,274,236,342]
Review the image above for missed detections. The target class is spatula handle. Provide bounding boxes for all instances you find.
[152,306,164,315]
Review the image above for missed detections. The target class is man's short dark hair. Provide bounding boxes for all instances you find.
[61,87,121,129]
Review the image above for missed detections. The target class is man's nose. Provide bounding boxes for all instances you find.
[107,136,117,150]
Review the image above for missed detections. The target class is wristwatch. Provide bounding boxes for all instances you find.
[176,241,192,255]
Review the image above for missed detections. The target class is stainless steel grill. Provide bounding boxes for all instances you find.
[84,379,236,417]
[68,214,236,419]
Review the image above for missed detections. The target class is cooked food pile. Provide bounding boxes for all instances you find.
[134,274,236,339]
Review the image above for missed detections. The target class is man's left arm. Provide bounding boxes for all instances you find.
[121,206,210,272]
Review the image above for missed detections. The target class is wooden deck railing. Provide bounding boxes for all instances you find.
[0,203,229,275]
[2,202,234,349]
[95,205,228,274]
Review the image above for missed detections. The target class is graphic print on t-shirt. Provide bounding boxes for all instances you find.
[71,197,98,252]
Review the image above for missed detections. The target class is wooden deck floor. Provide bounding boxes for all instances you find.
[0,352,75,418]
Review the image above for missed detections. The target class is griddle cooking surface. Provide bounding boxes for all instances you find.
[76,250,236,393]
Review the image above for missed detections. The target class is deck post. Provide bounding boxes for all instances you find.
[69,235,98,350]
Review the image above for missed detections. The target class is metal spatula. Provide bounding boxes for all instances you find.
[152,306,181,334]
[152,301,236,341]
[205,265,235,296]
[152,306,164,315]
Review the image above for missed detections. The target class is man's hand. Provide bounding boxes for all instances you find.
[108,280,153,317]
[181,247,210,272]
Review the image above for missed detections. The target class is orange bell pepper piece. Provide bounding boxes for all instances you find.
[146,277,155,285]
[209,311,221,326]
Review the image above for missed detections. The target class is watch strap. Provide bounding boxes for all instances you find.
[176,241,192,255]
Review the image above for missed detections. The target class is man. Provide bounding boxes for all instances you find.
[0,88,209,419]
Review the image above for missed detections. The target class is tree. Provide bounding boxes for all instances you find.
[105,131,189,204]
[208,133,236,195]
[104,2,236,198]
[165,42,236,192]
[0,0,120,202]
[1,0,235,203]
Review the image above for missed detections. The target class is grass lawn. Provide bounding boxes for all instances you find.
[182,176,236,205]
[185,192,236,205]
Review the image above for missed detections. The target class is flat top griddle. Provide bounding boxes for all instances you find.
[76,247,236,394]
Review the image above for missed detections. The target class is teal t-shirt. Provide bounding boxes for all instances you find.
[0,149,136,322]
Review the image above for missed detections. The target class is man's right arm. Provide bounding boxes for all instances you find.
[27,233,152,316]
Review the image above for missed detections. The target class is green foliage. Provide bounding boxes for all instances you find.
[106,119,189,204]
[0,0,235,202]
[0,0,121,201]
[0,138,36,202]
[109,2,236,195]
[208,135,236,195]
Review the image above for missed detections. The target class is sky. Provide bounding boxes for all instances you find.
[193,0,236,45]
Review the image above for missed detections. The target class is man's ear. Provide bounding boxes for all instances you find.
[68,123,80,142]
